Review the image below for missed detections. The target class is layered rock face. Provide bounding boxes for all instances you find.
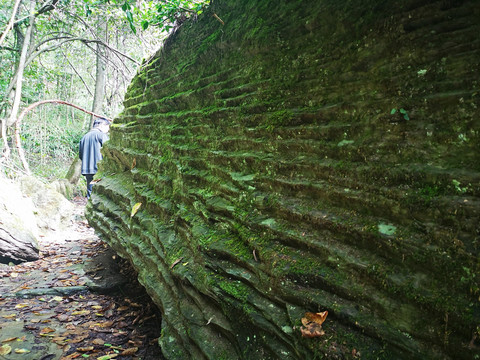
[86,0,480,358]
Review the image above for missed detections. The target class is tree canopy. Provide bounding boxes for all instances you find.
[0,0,209,179]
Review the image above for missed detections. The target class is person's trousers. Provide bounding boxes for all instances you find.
[84,174,94,199]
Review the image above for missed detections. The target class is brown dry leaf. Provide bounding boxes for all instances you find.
[0,344,12,355]
[71,309,90,316]
[52,336,68,345]
[300,311,328,338]
[120,347,138,356]
[40,327,55,334]
[1,337,17,343]
[95,320,114,328]
[170,257,183,269]
[125,299,142,308]
[2,314,16,319]
[303,311,328,326]
[71,335,88,344]
[62,352,81,359]
[92,338,105,345]
[300,325,325,338]
[97,354,118,360]
[77,346,94,352]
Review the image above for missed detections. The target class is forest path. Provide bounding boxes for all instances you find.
[0,199,164,360]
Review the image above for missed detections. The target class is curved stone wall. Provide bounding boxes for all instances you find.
[86,0,480,358]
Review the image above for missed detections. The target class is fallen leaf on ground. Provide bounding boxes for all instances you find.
[300,311,328,338]
[15,303,30,309]
[14,348,31,354]
[92,338,105,345]
[0,344,12,355]
[71,335,88,344]
[40,327,55,334]
[1,337,17,343]
[97,354,118,360]
[77,346,94,352]
[121,347,138,355]
[72,310,90,316]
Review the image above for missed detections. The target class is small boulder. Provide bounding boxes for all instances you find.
[19,176,74,234]
[0,176,39,264]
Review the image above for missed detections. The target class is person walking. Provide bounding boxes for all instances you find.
[79,117,110,199]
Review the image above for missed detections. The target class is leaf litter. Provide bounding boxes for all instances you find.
[0,198,164,359]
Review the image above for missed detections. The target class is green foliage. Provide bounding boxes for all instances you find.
[21,111,85,179]
[390,108,410,121]
[82,0,210,33]
[452,179,470,194]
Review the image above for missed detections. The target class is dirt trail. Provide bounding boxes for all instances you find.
[0,199,164,360]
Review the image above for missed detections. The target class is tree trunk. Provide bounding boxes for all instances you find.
[1,0,35,167]
[7,0,35,128]
[0,0,22,47]
[90,19,107,129]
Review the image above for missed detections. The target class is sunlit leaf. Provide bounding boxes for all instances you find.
[15,303,29,309]
[97,354,118,360]
[14,348,31,354]
[72,310,91,316]
[0,344,12,355]
[131,202,142,217]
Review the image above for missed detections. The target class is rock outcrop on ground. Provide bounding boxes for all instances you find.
[0,175,75,264]
[19,176,74,236]
[86,0,480,359]
[0,176,40,264]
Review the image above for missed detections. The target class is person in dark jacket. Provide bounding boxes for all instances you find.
[79,117,110,199]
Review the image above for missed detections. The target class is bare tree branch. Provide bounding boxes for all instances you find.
[5,34,139,99]
[7,0,35,128]
[13,0,61,26]
[60,48,94,96]
[0,0,22,47]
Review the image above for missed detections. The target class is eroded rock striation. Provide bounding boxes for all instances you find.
[86,0,480,358]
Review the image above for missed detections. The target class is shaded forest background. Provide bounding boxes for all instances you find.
[0,0,207,184]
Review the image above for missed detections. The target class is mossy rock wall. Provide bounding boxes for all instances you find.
[86,0,480,358]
